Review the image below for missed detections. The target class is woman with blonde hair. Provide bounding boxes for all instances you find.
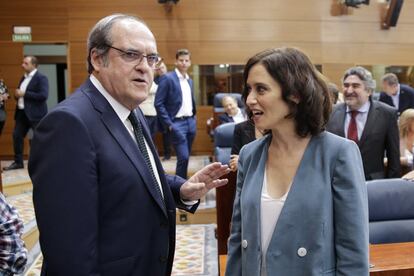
[399,109,414,166]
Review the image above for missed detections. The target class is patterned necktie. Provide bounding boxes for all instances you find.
[128,111,165,203]
[347,110,359,143]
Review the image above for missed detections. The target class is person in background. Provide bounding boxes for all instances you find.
[327,66,400,180]
[229,119,264,172]
[139,61,167,140]
[0,79,9,135]
[218,95,246,124]
[155,48,197,179]
[398,109,414,167]
[226,47,368,275]
[379,73,414,116]
[29,14,229,276]
[327,82,339,105]
[154,62,172,160]
[0,193,27,276]
[4,56,49,171]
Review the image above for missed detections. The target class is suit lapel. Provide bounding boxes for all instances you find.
[358,101,377,147]
[83,80,168,216]
[332,104,346,137]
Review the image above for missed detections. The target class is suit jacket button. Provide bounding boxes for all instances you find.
[242,239,248,249]
[159,256,167,263]
[297,247,307,257]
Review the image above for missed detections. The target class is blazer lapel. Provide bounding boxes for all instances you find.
[83,80,168,216]
[333,104,347,137]
[269,136,318,241]
[358,101,377,147]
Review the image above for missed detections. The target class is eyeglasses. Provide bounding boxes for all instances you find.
[105,44,161,68]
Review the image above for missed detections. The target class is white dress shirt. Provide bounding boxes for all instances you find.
[174,68,193,118]
[18,69,37,109]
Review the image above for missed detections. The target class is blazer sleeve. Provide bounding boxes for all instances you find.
[25,74,49,101]
[385,109,401,178]
[332,140,369,275]
[154,77,173,128]
[225,147,246,276]
[29,110,100,275]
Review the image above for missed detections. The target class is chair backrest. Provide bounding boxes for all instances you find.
[213,93,244,113]
[213,122,236,165]
[367,178,414,244]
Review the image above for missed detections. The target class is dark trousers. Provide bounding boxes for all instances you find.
[162,129,172,158]
[13,109,39,164]
[171,117,196,179]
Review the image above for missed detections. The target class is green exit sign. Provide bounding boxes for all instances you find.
[12,34,32,42]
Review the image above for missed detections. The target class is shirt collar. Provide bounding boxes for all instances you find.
[25,68,37,78]
[346,100,370,114]
[175,68,189,80]
[89,74,131,123]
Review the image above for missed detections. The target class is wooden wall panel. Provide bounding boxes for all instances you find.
[2,0,414,157]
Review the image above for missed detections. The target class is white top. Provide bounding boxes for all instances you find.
[260,169,288,276]
[174,68,193,118]
[90,75,163,197]
[18,68,37,109]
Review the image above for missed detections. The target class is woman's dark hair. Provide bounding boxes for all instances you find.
[242,47,331,137]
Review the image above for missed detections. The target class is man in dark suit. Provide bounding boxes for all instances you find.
[4,55,48,170]
[327,66,400,180]
[29,14,229,276]
[379,72,414,116]
[155,49,196,179]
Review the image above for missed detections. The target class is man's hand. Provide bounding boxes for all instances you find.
[180,162,230,201]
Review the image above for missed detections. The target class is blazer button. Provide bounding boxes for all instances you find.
[242,239,248,249]
[159,256,167,263]
[297,247,307,257]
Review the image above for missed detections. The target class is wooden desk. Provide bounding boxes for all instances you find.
[219,243,414,276]
[370,242,414,275]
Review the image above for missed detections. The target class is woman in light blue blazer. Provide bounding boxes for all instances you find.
[225,48,369,276]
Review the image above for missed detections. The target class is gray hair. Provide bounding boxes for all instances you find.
[342,66,376,93]
[86,13,146,74]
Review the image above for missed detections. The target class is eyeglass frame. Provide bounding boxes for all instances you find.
[104,44,162,68]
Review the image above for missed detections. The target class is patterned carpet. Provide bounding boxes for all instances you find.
[24,225,217,276]
[2,158,218,275]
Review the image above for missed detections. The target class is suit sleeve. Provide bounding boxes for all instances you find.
[24,74,49,101]
[385,109,401,178]
[154,77,173,128]
[164,174,199,213]
[332,140,369,275]
[225,147,245,276]
[29,110,100,276]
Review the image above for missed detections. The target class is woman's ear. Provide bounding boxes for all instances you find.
[289,94,300,104]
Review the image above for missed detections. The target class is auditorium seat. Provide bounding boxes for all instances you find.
[213,122,236,165]
[367,178,414,244]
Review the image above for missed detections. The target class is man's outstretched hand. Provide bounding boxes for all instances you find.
[180,162,230,201]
